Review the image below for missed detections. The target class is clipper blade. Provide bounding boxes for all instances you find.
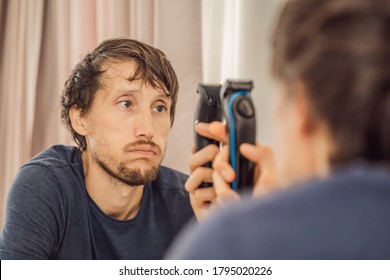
[197,84,221,109]
[195,84,222,123]
[221,79,254,99]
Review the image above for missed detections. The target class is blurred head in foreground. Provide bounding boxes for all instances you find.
[272,0,390,184]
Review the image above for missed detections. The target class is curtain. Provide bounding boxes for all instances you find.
[0,0,202,228]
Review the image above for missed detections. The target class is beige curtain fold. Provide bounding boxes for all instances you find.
[0,0,202,228]
[0,0,45,229]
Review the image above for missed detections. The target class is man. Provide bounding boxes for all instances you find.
[0,38,208,259]
[170,0,390,259]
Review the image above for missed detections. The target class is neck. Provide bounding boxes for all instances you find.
[281,123,334,186]
[311,130,332,177]
[302,123,334,181]
[82,151,144,220]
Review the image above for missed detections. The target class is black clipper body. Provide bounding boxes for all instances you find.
[194,84,223,187]
[221,79,256,191]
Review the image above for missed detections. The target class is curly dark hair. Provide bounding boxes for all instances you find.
[272,0,390,165]
[60,38,179,151]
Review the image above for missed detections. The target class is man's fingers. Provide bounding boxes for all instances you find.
[212,170,240,204]
[191,143,195,154]
[208,121,227,143]
[185,167,213,192]
[240,143,279,196]
[212,145,235,182]
[239,143,257,161]
[195,121,227,143]
[189,144,220,172]
[192,187,217,204]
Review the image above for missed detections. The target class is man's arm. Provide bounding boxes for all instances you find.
[0,164,63,259]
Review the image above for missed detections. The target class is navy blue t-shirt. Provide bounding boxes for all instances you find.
[168,163,390,259]
[0,145,195,259]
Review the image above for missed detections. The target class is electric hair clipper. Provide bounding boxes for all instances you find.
[221,79,256,191]
[194,84,223,188]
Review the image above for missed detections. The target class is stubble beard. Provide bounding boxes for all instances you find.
[94,149,164,187]
[96,158,161,187]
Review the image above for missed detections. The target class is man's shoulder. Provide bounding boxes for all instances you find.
[8,145,87,221]
[187,163,390,259]
[17,145,84,187]
[228,163,390,222]
[27,145,81,168]
[174,163,390,259]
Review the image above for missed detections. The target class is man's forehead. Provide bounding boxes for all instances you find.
[101,59,137,79]
[98,59,170,98]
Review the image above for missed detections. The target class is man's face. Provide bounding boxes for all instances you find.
[82,60,171,186]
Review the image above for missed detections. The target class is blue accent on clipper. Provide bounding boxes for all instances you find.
[227,91,250,190]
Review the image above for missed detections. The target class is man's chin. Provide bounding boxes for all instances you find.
[95,156,161,186]
[117,165,160,186]
[123,160,160,172]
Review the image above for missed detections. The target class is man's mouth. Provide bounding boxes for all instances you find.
[128,146,158,158]
[123,140,163,159]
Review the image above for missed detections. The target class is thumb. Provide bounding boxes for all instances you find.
[240,143,279,195]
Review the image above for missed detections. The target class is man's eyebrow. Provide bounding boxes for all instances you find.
[110,88,171,101]
[155,92,171,101]
[111,88,139,95]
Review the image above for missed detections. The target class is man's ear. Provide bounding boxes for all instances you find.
[69,106,87,136]
[292,79,319,136]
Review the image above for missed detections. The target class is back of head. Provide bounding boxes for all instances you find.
[273,0,390,166]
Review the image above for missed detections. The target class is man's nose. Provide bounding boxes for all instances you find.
[134,109,154,139]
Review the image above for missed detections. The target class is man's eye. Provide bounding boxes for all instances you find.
[119,101,132,108]
[154,105,167,113]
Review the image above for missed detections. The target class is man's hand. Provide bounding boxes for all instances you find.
[213,142,279,199]
[187,121,279,221]
[186,121,230,221]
